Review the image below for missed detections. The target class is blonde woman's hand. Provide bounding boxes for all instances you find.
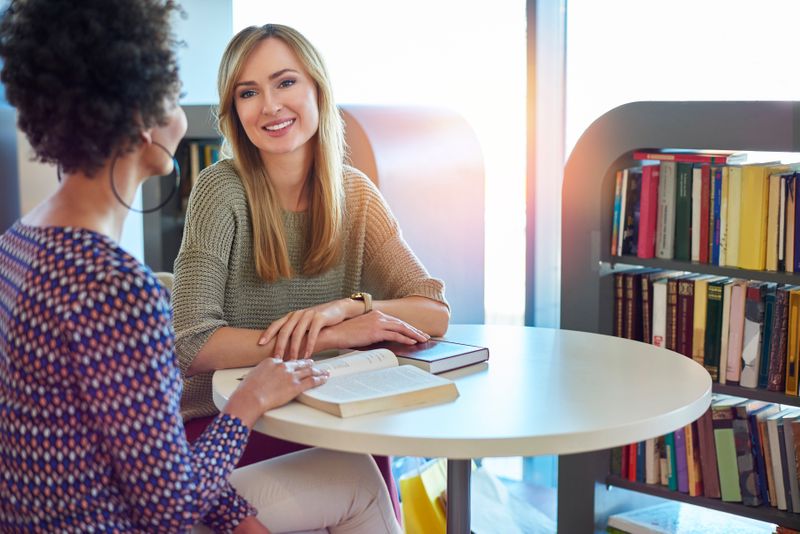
[319,310,430,350]
[258,299,362,360]
[222,358,328,428]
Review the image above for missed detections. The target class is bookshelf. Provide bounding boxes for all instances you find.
[559,101,800,533]
[0,106,20,234]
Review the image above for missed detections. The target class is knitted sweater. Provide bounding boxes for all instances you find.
[173,159,447,420]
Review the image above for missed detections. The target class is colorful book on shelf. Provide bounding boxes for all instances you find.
[621,444,629,480]
[655,161,677,260]
[637,164,660,259]
[703,278,726,382]
[613,271,625,338]
[724,280,748,385]
[645,438,659,485]
[674,427,689,493]
[628,442,638,483]
[740,282,767,389]
[737,165,769,270]
[767,408,794,510]
[710,166,723,266]
[621,168,642,256]
[665,432,678,491]
[690,165,702,263]
[359,339,490,374]
[611,170,623,256]
[719,166,730,266]
[732,400,766,506]
[712,396,744,502]
[632,150,735,164]
[651,277,668,348]
[699,163,711,264]
[757,406,778,507]
[725,165,742,268]
[795,173,800,272]
[293,349,459,418]
[787,289,800,396]
[637,440,647,483]
[674,162,693,262]
[787,173,797,273]
[748,402,779,506]
[768,286,791,392]
[684,421,703,497]
[676,277,695,358]
[766,172,783,271]
[717,280,734,385]
[696,406,721,499]
[757,283,777,389]
[779,174,788,271]
[781,413,800,512]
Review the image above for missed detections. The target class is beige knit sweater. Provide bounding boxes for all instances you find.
[172,159,447,420]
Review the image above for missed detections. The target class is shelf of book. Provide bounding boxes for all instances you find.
[607,475,800,528]
[606,257,800,286]
[558,101,800,533]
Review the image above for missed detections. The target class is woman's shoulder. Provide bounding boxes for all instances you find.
[191,158,247,204]
[342,164,381,203]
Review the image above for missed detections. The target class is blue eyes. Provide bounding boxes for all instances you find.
[238,79,297,99]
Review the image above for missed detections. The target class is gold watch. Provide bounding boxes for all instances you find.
[350,291,373,314]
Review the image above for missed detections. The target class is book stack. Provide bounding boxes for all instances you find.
[612,269,800,394]
[611,151,800,273]
[611,394,800,516]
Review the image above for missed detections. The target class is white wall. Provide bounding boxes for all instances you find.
[14,0,233,261]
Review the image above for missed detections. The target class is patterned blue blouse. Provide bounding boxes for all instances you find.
[0,223,256,533]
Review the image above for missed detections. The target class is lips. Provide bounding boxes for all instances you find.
[262,118,295,133]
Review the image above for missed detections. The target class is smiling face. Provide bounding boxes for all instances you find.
[233,37,320,163]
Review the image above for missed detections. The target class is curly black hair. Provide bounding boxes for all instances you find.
[0,0,182,175]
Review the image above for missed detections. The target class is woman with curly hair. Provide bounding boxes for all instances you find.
[0,2,401,533]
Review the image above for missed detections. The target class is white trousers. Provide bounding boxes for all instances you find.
[194,448,402,534]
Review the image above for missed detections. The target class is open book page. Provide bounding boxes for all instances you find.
[313,348,397,378]
[302,365,453,404]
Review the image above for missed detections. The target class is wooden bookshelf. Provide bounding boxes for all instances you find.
[557,101,800,533]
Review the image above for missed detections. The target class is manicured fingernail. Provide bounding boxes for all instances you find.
[258,338,266,346]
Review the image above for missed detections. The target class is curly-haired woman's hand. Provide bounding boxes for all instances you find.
[222,358,328,428]
[258,298,363,360]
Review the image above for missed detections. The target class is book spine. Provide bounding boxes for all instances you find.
[758,286,777,389]
[636,440,646,482]
[613,272,625,338]
[719,281,733,385]
[611,170,623,256]
[691,166,702,262]
[676,279,695,358]
[787,174,796,273]
[779,421,796,511]
[686,421,704,497]
[713,406,742,502]
[779,175,787,271]
[760,417,777,506]
[621,170,642,256]
[628,443,637,482]
[719,166,729,266]
[712,168,723,265]
[641,275,652,347]
[708,168,717,265]
[733,406,760,506]
[699,164,711,264]
[704,282,724,381]
[782,417,800,512]
[674,163,693,261]
[637,166,659,259]
[739,165,769,270]
[652,280,668,347]
[726,166,742,267]
[767,174,782,271]
[726,282,746,385]
[697,408,721,498]
[675,427,689,493]
[623,273,643,341]
[656,162,676,259]
[665,432,678,491]
[768,288,789,391]
[666,277,680,351]
[769,418,788,510]
[749,410,771,505]
[788,290,800,396]
[645,438,657,484]
[740,283,765,389]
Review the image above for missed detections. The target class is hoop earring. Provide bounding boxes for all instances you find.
[110,141,181,214]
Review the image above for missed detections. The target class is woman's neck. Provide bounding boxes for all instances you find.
[261,146,314,212]
[21,158,141,242]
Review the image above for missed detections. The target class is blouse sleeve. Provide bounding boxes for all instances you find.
[69,268,255,532]
[357,175,448,307]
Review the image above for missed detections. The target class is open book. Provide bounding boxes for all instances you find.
[301,349,459,418]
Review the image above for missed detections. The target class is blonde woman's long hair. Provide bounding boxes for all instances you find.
[216,24,345,282]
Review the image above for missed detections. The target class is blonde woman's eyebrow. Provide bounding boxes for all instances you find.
[234,69,299,89]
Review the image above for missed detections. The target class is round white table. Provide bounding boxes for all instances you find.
[213,324,711,533]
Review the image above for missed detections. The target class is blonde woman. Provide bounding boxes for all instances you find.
[172,23,450,510]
